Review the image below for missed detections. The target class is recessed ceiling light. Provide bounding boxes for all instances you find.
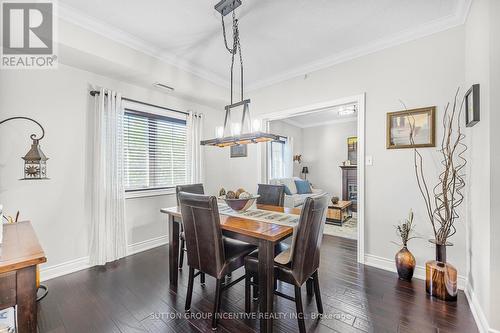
[338,105,357,116]
[153,82,175,92]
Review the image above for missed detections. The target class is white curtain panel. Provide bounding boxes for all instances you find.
[284,136,294,178]
[89,88,127,266]
[187,112,204,184]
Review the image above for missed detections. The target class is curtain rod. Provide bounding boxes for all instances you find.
[89,90,190,116]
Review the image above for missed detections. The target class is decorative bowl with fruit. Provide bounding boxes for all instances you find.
[218,187,260,212]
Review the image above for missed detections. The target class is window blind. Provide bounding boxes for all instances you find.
[123,109,188,191]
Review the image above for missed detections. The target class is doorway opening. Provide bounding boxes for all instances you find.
[259,94,365,263]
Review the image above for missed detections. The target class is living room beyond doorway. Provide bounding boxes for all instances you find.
[265,101,360,241]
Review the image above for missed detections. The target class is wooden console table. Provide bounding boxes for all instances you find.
[0,221,46,333]
[326,200,352,225]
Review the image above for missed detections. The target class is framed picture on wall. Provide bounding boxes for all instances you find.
[386,106,436,149]
[465,84,480,127]
[230,144,247,158]
[347,136,358,164]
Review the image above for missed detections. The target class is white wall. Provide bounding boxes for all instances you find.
[0,64,221,273]
[205,27,467,280]
[269,120,303,177]
[464,0,491,329]
[301,121,357,196]
[464,0,500,331]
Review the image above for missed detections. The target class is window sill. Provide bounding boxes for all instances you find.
[125,188,176,199]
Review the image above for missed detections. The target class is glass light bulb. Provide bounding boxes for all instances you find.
[215,126,224,138]
[252,119,261,132]
[231,123,241,136]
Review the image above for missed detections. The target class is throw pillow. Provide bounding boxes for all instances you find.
[295,179,312,194]
[277,178,297,194]
[283,185,292,195]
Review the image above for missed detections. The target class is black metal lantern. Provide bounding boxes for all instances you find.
[0,116,49,180]
[22,139,48,179]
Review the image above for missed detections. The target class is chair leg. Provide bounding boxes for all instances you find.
[312,271,324,314]
[306,277,314,296]
[200,272,206,285]
[245,274,251,313]
[252,275,259,301]
[178,239,185,269]
[185,267,195,311]
[212,279,223,330]
[294,286,306,333]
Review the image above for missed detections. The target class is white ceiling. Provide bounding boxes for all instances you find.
[279,104,357,128]
[58,0,470,90]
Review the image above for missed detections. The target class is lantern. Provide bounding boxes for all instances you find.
[22,139,48,179]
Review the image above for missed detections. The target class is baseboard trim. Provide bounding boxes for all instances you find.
[40,235,169,282]
[464,284,499,333]
[364,253,466,290]
[127,235,169,256]
[40,256,91,282]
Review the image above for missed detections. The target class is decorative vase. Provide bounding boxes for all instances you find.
[395,246,416,281]
[425,240,457,301]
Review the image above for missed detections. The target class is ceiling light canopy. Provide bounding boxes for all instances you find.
[200,0,283,147]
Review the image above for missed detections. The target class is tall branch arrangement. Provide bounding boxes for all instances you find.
[406,89,467,245]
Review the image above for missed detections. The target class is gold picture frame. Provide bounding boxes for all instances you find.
[386,107,436,149]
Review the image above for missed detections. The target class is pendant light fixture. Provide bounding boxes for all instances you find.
[201,0,284,147]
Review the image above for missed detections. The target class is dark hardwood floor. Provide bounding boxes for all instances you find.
[38,236,478,333]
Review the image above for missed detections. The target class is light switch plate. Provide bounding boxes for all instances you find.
[366,156,373,166]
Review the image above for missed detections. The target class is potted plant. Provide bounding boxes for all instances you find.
[394,210,417,281]
[407,90,467,301]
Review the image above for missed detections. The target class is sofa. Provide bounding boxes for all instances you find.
[269,177,326,208]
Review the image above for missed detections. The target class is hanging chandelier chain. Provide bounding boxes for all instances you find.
[220,2,244,104]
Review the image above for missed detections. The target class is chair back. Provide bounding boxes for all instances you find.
[176,184,204,206]
[178,192,225,278]
[291,194,328,285]
[256,184,285,206]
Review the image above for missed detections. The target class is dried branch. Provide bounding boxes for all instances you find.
[403,89,467,245]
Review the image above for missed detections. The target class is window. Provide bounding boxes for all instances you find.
[270,141,285,179]
[123,102,188,192]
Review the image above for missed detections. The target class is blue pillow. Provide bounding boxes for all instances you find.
[294,180,312,194]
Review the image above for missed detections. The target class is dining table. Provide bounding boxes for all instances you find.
[160,204,301,333]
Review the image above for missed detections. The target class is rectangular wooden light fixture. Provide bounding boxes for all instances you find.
[200,99,285,147]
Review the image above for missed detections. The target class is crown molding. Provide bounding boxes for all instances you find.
[57,1,471,92]
[57,3,229,88]
[246,0,472,91]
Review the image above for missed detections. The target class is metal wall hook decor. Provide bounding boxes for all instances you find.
[0,116,46,141]
[0,116,49,180]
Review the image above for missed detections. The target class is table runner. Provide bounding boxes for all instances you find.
[218,203,300,264]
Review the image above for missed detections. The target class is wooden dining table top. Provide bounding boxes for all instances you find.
[161,204,302,242]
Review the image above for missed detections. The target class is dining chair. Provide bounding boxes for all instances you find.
[244,194,328,333]
[176,184,204,272]
[178,192,258,330]
[256,184,285,206]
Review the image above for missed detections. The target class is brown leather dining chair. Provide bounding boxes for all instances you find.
[176,184,204,272]
[178,192,258,330]
[256,184,285,206]
[244,194,328,333]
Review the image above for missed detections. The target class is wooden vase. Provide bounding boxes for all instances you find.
[395,246,416,281]
[425,242,457,301]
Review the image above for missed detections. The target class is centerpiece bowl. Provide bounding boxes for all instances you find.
[219,195,260,212]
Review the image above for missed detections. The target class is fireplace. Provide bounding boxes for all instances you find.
[340,165,357,212]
